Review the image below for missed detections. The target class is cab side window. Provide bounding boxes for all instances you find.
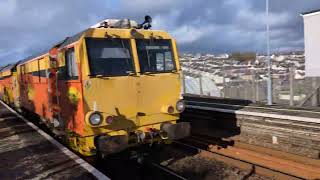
[65,48,79,80]
[20,65,26,84]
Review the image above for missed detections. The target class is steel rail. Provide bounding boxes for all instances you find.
[173,138,320,180]
[149,161,188,180]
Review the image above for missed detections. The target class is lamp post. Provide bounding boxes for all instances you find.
[266,0,273,105]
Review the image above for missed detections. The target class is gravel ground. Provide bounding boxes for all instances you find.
[158,145,272,180]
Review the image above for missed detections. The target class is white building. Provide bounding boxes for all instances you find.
[184,76,222,96]
[301,10,320,77]
[215,53,229,59]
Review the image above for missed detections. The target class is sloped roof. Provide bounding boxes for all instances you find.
[301,9,320,16]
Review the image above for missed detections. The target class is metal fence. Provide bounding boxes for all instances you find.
[181,59,320,107]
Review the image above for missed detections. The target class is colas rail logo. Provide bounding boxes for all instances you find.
[27,85,35,100]
[68,87,80,105]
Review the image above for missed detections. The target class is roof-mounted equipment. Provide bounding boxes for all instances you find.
[91,15,152,30]
[91,19,139,29]
[138,15,152,30]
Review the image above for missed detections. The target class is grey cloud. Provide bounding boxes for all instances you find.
[105,0,320,53]
[0,0,108,65]
[0,0,320,65]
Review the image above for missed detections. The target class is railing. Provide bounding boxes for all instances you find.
[181,65,320,107]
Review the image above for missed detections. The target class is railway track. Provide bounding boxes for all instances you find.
[174,136,320,180]
[100,148,189,180]
[148,161,188,180]
[93,152,188,180]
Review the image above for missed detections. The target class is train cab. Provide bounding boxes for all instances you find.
[13,18,190,156]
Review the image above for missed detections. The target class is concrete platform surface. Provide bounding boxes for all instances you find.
[184,94,320,122]
[0,102,109,180]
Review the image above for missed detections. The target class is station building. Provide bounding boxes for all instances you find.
[301,9,320,77]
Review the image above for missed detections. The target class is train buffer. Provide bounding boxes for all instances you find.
[0,101,109,180]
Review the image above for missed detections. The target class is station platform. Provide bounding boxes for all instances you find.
[0,101,109,180]
[184,94,320,122]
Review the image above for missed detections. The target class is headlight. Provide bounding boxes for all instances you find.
[89,112,102,126]
[176,100,185,112]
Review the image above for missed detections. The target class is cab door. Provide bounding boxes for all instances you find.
[56,47,83,132]
[82,38,139,128]
[135,39,181,125]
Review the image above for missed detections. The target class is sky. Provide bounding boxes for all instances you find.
[0,0,319,65]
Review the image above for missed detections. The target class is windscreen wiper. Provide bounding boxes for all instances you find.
[89,74,110,79]
[142,71,156,75]
[126,71,137,76]
[169,69,179,73]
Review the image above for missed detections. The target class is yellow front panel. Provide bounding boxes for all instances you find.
[83,76,139,134]
[137,73,181,125]
[80,28,182,136]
